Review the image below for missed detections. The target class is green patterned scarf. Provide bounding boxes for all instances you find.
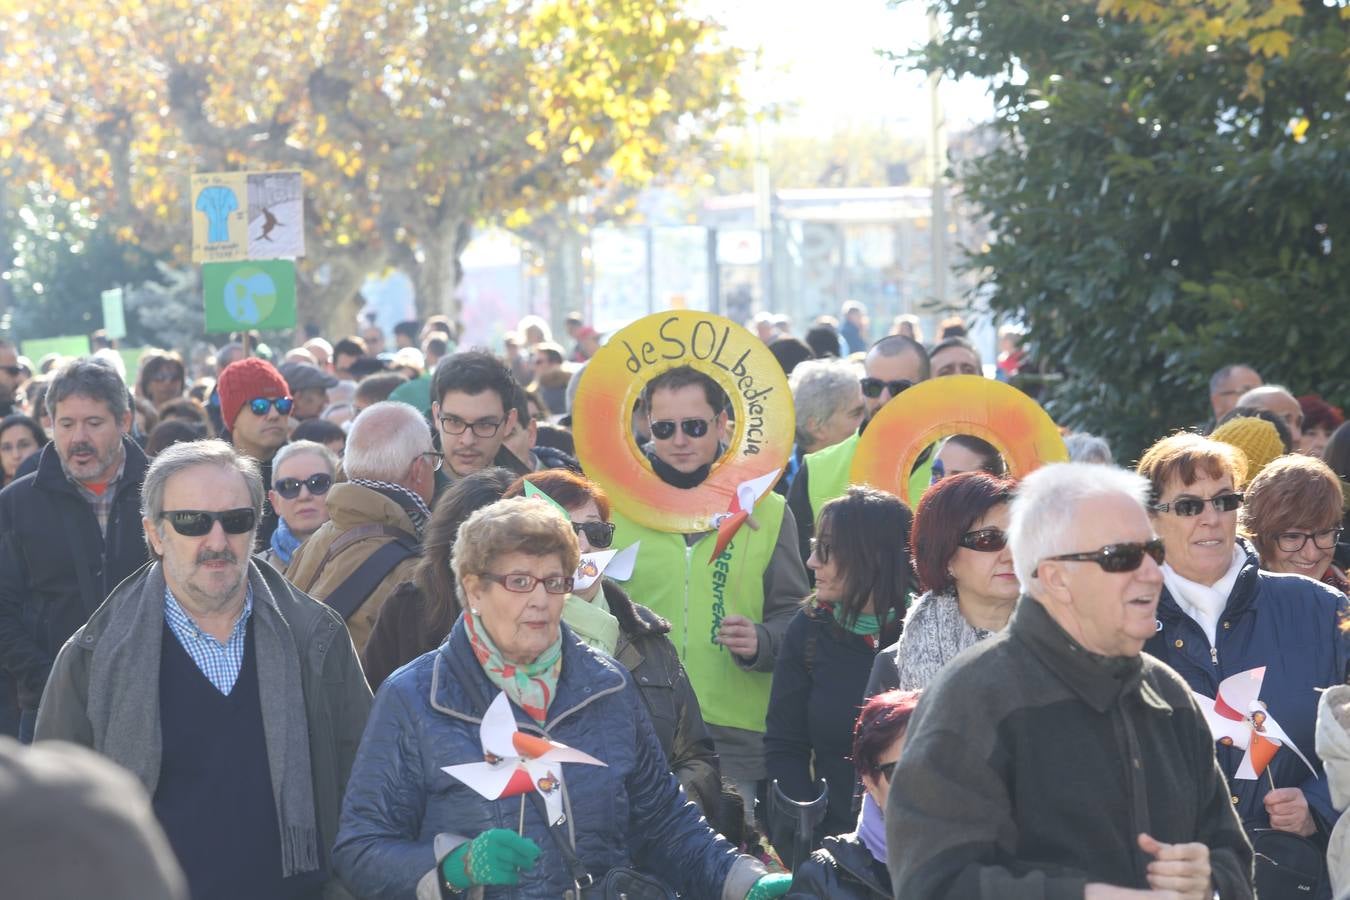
[464,611,562,724]
[562,593,620,656]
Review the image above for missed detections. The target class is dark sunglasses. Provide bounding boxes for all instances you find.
[0,365,22,378]
[877,761,897,781]
[649,418,711,440]
[162,508,257,537]
[573,521,616,549]
[958,528,1008,552]
[274,473,333,499]
[859,377,913,400]
[249,396,295,417]
[810,538,831,564]
[1044,539,1165,573]
[1151,492,1243,517]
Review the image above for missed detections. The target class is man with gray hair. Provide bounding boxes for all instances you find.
[0,358,150,741]
[34,439,371,900]
[781,358,866,495]
[286,401,436,653]
[888,463,1254,899]
[1208,363,1262,424]
[1236,383,1304,447]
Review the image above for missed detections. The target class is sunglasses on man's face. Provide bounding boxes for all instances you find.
[162,508,257,537]
[958,528,1008,552]
[1044,539,1165,574]
[649,418,711,440]
[273,473,333,500]
[249,396,295,417]
[859,378,913,400]
[572,520,616,549]
[0,366,22,378]
[1151,492,1243,517]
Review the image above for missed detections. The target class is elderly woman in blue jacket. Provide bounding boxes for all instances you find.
[1140,435,1349,856]
[333,497,790,899]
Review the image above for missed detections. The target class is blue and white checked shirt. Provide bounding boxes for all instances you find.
[163,586,253,695]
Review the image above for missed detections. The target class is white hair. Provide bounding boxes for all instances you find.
[1064,432,1113,465]
[344,401,433,483]
[1008,462,1151,594]
[789,358,862,445]
[272,439,338,478]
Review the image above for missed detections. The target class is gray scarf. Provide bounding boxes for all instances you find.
[891,589,997,691]
[85,561,320,877]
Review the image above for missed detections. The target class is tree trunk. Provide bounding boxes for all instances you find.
[297,245,384,340]
[415,218,471,323]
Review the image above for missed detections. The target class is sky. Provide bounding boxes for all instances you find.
[696,0,994,138]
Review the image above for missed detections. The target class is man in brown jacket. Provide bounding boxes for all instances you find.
[286,401,436,653]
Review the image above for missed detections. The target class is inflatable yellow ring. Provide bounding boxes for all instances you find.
[849,375,1067,503]
[573,311,795,533]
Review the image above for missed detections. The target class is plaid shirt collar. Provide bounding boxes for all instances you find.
[162,584,254,695]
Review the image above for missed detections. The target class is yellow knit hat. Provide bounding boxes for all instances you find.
[1210,417,1284,487]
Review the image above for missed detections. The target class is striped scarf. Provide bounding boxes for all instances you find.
[349,478,432,537]
[464,610,562,725]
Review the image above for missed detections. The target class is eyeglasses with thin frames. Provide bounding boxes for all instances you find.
[480,572,574,594]
[417,451,443,472]
[1151,492,1243,517]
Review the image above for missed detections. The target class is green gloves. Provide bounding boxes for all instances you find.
[441,828,542,889]
[745,872,793,900]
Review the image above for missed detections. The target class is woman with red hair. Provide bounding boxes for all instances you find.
[786,689,920,898]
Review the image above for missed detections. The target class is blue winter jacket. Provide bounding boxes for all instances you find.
[1145,545,1350,833]
[333,616,761,899]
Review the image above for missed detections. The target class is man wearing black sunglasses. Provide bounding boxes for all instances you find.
[608,365,808,828]
[889,463,1252,900]
[787,334,931,568]
[0,358,151,743]
[218,358,294,548]
[35,439,372,900]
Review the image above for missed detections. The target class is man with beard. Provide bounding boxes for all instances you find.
[35,440,371,900]
[0,358,150,741]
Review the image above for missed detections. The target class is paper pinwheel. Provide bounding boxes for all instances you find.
[442,692,607,824]
[574,542,641,592]
[708,468,782,563]
[1192,666,1316,781]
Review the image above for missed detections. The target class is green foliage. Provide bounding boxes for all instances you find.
[3,188,163,343]
[911,0,1350,461]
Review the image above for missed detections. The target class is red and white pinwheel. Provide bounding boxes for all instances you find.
[708,468,781,564]
[1192,666,1315,781]
[442,692,607,824]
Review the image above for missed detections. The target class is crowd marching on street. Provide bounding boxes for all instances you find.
[2,304,1350,900]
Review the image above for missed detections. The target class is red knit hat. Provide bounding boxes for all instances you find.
[218,358,290,430]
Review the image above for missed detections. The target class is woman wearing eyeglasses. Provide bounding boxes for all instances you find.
[868,472,1018,695]
[257,440,337,571]
[1139,433,1349,872]
[764,486,911,865]
[501,469,725,830]
[335,497,792,900]
[1241,454,1349,594]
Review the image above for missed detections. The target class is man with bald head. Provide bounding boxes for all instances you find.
[1237,384,1303,447]
[786,334,931,564]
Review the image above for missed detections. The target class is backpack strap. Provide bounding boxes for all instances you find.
[323,533,419,621]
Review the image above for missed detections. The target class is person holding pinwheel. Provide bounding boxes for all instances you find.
[333,497,791,899]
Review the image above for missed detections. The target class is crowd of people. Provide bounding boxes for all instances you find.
[0,299,1349,900]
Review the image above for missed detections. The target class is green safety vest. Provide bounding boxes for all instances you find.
[609,493,785,733]
[805,431,934,522]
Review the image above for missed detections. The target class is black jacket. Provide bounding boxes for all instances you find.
[887,597,1253,899]
[765,605,901,864]
[0,437,150,709]
[786,832,891,899]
